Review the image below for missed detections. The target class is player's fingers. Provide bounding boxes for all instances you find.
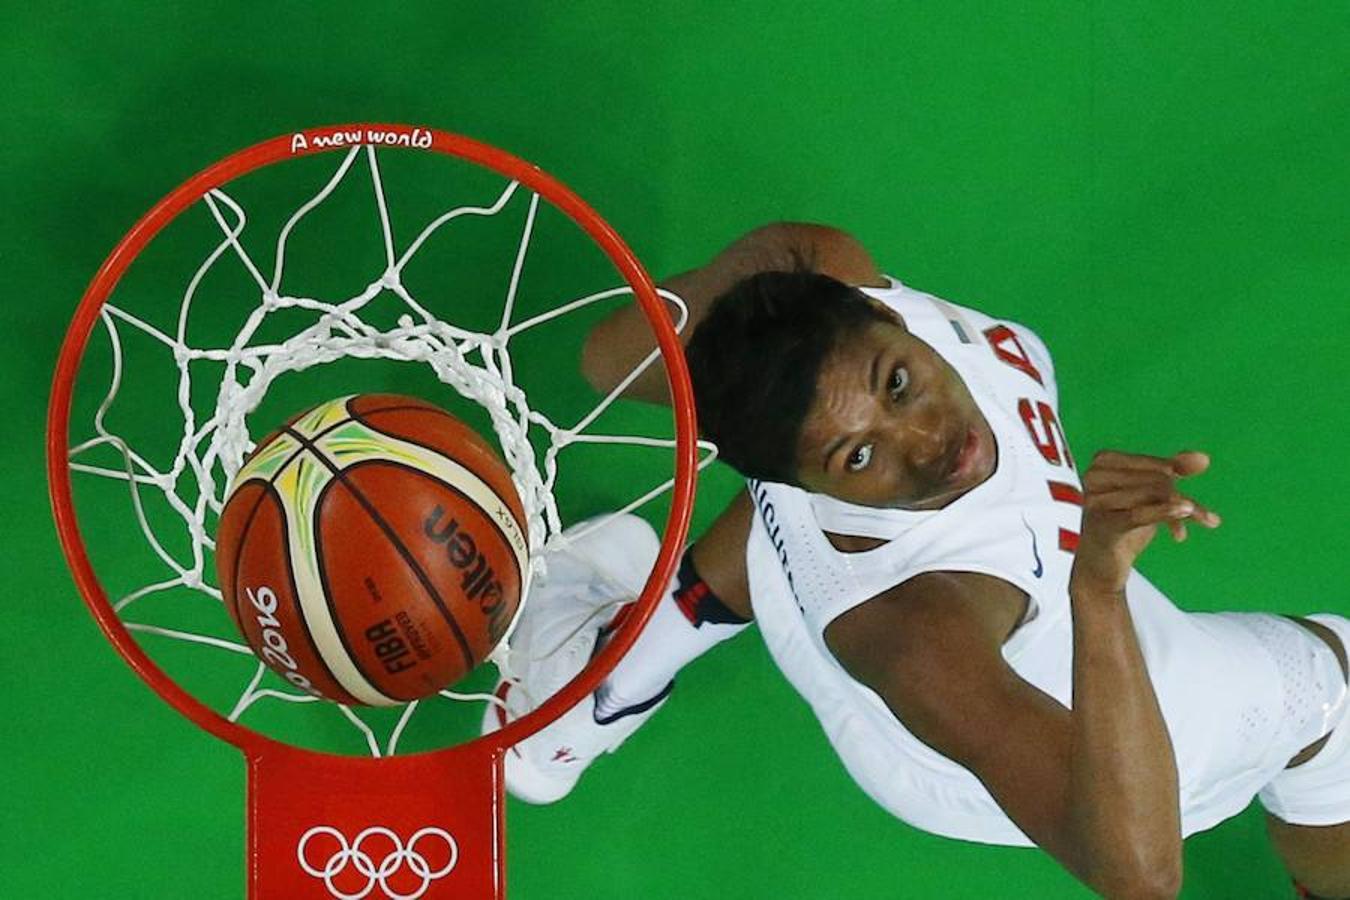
[1088,449,1211,478]
[1170,451,1211,478]
[1187,501,1222,528]
[1092,489,1221,529]
[1083,456,1218,525]
[1165,453,1218,524]
[1083,466,1175,493]
[1089,450,1179,474]
[1085,482,1180,512]
[1165,487,1221,528]
[1170,519,1189,542]
[1112,498,1197,529]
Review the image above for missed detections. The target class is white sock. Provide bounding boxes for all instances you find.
[594,550,751,722]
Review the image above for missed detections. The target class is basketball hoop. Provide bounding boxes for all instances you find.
[47,124,703,898]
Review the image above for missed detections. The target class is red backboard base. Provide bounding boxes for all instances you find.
[248,744,505,899]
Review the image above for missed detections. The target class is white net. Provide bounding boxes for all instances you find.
[67,143,715,756]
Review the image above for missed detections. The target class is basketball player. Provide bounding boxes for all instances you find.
[484,224,1349,898]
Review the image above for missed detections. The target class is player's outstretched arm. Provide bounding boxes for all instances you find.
[1062,449,1219,895]
[825,450,1220,900]
[580,222,885,405]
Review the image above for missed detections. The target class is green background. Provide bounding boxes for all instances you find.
[5,2,1347,897]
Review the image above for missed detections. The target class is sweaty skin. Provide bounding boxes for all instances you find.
[581,222,1350,898]
[795,317,997,510]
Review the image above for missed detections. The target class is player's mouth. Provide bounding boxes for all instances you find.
[945,425,983,485]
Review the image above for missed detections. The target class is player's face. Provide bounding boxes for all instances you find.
[795,318,997,509]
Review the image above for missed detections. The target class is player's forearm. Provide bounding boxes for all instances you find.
[579,223,822,405]
[1066,584,1182,898]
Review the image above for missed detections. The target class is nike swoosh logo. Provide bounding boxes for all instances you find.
[1022,517,1044,579]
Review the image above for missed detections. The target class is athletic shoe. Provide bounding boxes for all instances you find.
[481,513,669,804]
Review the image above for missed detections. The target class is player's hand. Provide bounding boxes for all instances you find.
[1069,450,1221,596]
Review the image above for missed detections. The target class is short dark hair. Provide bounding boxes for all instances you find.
[685,270,891,484]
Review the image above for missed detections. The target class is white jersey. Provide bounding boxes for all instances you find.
[746,277,1315,845]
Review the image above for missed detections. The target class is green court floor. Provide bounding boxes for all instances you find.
[5,3,1347,897]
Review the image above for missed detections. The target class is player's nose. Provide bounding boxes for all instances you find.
[890,408,947,470]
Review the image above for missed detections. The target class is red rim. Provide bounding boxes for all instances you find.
[46,123,698,760]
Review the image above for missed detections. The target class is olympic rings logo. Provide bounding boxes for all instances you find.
[297,825,459,900]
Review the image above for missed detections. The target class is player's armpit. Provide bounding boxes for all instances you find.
[824,572,1182,900]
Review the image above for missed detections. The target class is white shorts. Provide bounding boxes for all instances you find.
[1258,614,1350,826]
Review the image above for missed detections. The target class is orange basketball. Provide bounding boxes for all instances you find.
[215,394,529,706]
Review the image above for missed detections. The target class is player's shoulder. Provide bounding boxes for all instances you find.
[824,569,1028,682]
[826,569,1026,661]
[765,223,886,287]
[877,280,1051,347]
[865,279,1059,390]
[821,233,886,287]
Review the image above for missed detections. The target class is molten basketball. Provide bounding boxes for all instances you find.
[215,394,529,706]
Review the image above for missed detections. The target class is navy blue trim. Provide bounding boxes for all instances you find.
[593,679,674,725]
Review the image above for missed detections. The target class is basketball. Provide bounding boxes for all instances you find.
[214,394,529,706]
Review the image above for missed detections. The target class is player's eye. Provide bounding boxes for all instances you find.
[888,365,909,401]
[846,443,874,472]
